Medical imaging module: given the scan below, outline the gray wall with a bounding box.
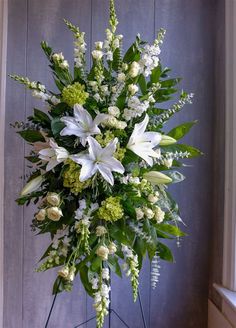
[4,0,220,327]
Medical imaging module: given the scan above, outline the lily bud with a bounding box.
[159,135,177,146]
[20,175,44,196]
[143,171,172,185]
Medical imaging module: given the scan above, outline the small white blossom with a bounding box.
[128,84,139,95]
[108,106,120,117]
[92,50,103,60]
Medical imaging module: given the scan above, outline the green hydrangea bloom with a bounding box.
[63,159,90,195]
[62,82,89,107]
[98,196,124,222]
[95,131,126,161]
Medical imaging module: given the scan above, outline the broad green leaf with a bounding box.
[151,65,162,83]
[51,118,64,137]
[156,224,186,237]
[168,121,197,140]
[160,78,181,88]
[79,265,94,297]
[108,256,122,277]
[33,108,51,124]
[18,130,44,142]
[157,242,174,262]
[138,74,147,94]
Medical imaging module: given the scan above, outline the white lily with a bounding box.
[60,104,108,146]
[71,136,124,185]
[127,114,162,166]
[38,139,69,171]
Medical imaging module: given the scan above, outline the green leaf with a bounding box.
[161,143,203,158]
[112,48,121,72]
[17,130,44,142]
[51,118,64,137]
[157,242,174,262]
[108,256,122,277]
[138,74,147,94]
[151,65,161,83]
[160,78,181,88]
[41,41,52,59]
[91,256,102,271]
[168,121,197,140]
[79,265,94,297]
[156,224,185,237]
[33,108,51,124]
[165,171,186,183]
[122,149,139,165]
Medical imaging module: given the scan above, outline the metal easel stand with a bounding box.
[44,285,148,328]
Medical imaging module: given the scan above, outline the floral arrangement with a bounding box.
[11,1,201,327]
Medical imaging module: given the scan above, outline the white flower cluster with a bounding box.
[74,31,87,68]
[123,96,149,121]
[104,28,123,62]
[103,106,127,129]
[74,200,98,232]
[135,204,165,223]
[35,192,63,222]
[58,265,76,282]
[139,43,161,77]
[151,253,161,289]
[129,221,153,245]
[92,269,111,328]
[52,52,69,69]
[122,245,139,300]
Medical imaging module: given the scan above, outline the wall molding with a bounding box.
[0,0,8,325]
[223,0,236,291]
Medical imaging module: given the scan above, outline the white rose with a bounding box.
[148,194,159,204]
[92,50,103,60]
[35,209,46,221]
[46,192,60,206]
[96,245,109,260]
[108,106,120,117]
[108,242,117,254]
[47,207,63,221]
[96,226,107,237]
[154,206,165,223]
[135,208,144,220]
[116,121,127,129]
[58,266,69,279]
[144,207,155,219]
[128,84,139,95]
[117,72,126,82]
[95,41,103,50]
[129,61,141,78]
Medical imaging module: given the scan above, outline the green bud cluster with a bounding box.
[62,82,88,107]
[98,196,124,222]
[63,159,91,195]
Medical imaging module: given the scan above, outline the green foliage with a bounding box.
[168,121,197,140]
[17,130,45,143]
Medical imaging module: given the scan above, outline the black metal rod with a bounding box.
[44,289,59,327]
[110,309,130,328]
[73,315,97,328]
[138,290,148,328]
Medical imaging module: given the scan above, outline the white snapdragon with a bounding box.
[95,41,103,50]
[102,268,110,280]
[92,50,104,61]
[52,52,69,69]
[74,31,87,68]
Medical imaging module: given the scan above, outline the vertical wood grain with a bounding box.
[21,1,91,327]
[150,1,215,327]
[4,0,27,326]
[5,0,218,327]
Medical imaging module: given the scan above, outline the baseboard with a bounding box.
[208,300,233,328]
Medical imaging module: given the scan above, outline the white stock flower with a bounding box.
[127,114,162,166]
[108,106,120,117]
[60,104,108,146]
[47,207,63,221]
[38,139,69,171]
[71,136,124,185]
